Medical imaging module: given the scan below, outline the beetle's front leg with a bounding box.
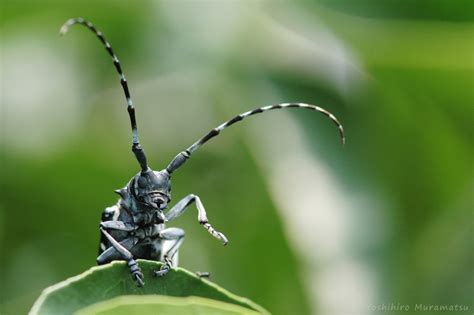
[165,194,228,245]
[99,227,144,287]
[100,221,138,231]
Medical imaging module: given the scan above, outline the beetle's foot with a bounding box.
[128,259,144,287]
[201,222,228,245]
[217,231,229,246]
[195,271,210,278]
[154,267,169,277]
[134,273,145,287]
[154,256,172,277]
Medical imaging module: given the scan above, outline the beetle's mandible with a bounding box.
[60,17,345,287]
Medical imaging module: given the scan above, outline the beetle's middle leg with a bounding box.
[98,227,144,286]
[154,227,184,277]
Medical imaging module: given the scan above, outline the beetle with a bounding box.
[60,17,345,287]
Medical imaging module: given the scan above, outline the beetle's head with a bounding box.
[126,169,171,213]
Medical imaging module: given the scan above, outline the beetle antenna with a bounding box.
[166,102,345,174]
[60,17,148,172]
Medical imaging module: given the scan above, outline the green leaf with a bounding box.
[76,295,262,315]
[29,260,269,315]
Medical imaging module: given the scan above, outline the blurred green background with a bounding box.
[1,1,473,314]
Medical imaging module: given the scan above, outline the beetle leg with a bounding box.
[100,221,138,231]
[195,271,210,278]
[165,194,228,245]
[99,227,144,287]
[154,227,184,277]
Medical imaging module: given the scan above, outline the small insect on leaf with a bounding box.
[59,17,344,288]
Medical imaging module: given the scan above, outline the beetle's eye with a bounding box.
[137,176,147,188]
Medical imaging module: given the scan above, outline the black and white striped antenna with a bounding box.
[166,102,345,174]
[60,17,149,172]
